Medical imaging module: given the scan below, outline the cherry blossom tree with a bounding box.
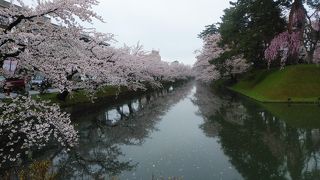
[224,55,251,78]
[0,96,77,168]
[94,43,192,91]
[264,0,316,67]
[193,34,250,83]
[0,0,106,169]
[109,45,165,90]
[264,31,302,66]
[0,0,121,96]
[0,0,193,92]
[193,34,223,83]
[165,61,192,82]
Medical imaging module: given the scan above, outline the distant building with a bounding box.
[151,50,160,56]
[171,61,180,64]
[148,50,161,61]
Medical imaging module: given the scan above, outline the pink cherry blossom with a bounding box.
[193,34,250,82]
[264,31,302,66]
[0,96,78,166]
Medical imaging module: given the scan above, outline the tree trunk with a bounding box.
[306,51,314,64]
[127,103,134,114]
[56,90,69,101]
[288,0,304,33]
[230,74,238,83]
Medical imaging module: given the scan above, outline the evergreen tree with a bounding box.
[217,0,286,68]
[198,24,219,39]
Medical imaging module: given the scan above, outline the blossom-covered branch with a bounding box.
[0,97,77,167]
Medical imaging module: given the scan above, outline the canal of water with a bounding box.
[9,82,320,179]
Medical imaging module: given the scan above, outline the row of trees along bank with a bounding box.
[0,0,193,170]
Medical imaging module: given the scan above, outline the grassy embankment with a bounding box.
[230,64,320,103]
[33,81,184,107]
[33,86,125,107]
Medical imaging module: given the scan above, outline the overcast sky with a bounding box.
[20,0,230,65]
[88,0,231,65]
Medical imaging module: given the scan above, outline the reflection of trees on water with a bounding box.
[192,83,248,137]
[51,82,194,179]
[193,83,320,180]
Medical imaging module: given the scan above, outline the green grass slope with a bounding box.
[231,64,320,103]
[33,86,123,107]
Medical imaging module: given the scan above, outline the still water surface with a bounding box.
[51,82,320,180]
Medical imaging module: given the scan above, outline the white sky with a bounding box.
[89,0,231,65]
[20,0,231,65]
